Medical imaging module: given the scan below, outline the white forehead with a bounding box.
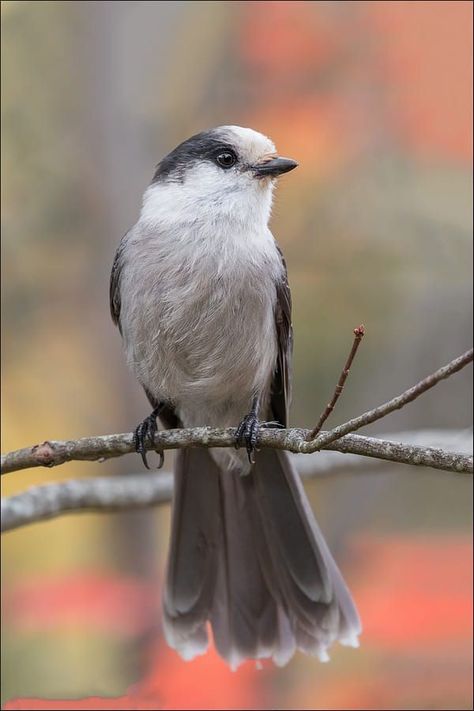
[219,125,276,162]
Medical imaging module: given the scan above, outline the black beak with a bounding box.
[252,156,298,178]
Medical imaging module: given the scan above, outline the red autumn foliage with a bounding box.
[355,535,473,649]
[240,0,472,166]
[2,572,158,636]
[3,534,472,710]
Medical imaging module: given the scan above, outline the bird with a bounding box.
[110,125,361,669]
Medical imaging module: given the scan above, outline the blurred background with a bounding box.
[1,1,472,709]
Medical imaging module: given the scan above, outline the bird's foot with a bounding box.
[235,410,261,464]
[133,409,164,470]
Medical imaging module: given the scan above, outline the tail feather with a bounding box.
[211,466,280,667]
[253,449,331,604]
[162,447,361,667]
[162,449,220,659]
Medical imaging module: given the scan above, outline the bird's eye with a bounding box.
[215,151,237,169]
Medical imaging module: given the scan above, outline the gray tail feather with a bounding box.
[162,448,361,668]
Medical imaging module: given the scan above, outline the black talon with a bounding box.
[133,420,149,469]
[133,408,164,470]
[235,408,260,465]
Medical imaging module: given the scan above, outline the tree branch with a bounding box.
[1,428,472,480]
[1,472,173,533]
[296,428,474,478]
[2,429,472,533]
[2,348,472,477]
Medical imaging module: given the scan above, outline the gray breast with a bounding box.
[118,221,282,426]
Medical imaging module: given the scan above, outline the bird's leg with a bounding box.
[133,406,164,470]
[235,397,261,465]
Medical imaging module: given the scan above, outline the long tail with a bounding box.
[163,448,361,668]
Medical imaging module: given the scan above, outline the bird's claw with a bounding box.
[133,412,164,470]
[235,411,260,464]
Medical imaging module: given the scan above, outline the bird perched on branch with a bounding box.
[110,125,361,668]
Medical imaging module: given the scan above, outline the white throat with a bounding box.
[140,167,274,235]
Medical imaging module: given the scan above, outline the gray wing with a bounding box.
[109,234,128,333]
[270,244,293,428]
[110,231,182,429]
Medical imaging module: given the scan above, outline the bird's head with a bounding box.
[141,126,298,228]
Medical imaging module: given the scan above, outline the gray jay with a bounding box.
[110,125,361,668]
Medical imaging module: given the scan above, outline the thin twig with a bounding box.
[309,347,473,451]
[309,325,365,439]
